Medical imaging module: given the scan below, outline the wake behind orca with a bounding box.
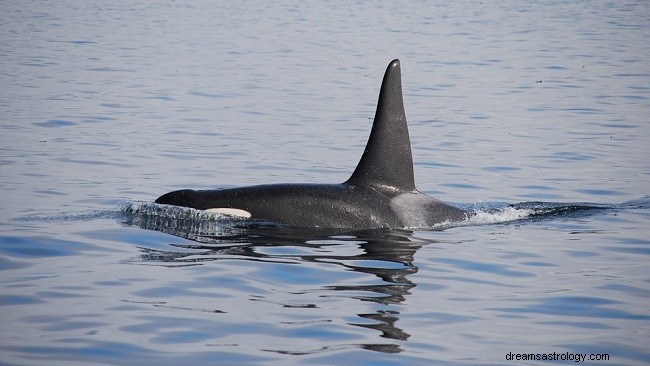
[156,60,468,229]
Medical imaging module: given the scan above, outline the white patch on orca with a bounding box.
[205,208,252,218]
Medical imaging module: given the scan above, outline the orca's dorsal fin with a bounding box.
[346,59,416,192]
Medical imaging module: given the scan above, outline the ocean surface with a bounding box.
[1,1,649,365]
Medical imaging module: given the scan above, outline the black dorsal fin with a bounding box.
[346,59,416,192]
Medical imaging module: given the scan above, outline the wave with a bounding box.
[119,200,275,241]
[17,196,649,239]
[450,196,649,228]
[458,201,607,227]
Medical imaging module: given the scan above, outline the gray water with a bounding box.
[1,1,649,365]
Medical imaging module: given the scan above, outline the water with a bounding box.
[1,1,649,365]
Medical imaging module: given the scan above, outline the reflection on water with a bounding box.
[118,197,650,357]
[126,205,425,352]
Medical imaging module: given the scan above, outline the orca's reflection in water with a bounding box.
[124,205,431,352]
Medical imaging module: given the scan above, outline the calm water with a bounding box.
[2,1,649,365]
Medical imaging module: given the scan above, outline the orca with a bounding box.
[156,59,468,229]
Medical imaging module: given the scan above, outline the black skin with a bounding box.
[155,182,467,229]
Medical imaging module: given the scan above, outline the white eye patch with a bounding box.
[205,208,252,218]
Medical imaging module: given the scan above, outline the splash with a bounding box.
[466,205,536,225]
[119,201,276,241]
[17,197,647,238]
[453,200,617,228]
